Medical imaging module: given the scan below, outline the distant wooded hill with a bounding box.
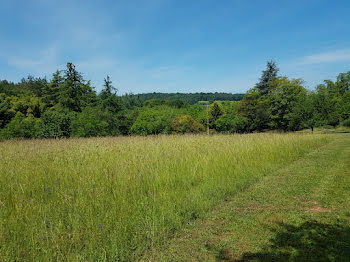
[123,92,245,104]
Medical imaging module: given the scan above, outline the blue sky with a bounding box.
[0,0,350,94]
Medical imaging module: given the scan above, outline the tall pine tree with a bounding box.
[43,70,64,106]
[255,61,279,96]
[99,75,123,113]
[58,63,95,112]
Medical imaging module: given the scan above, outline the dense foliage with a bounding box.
[238,61,350,132]
[122,92,245,104]
[0,61,349,139]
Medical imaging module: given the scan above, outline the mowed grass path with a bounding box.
[144,134,350,261]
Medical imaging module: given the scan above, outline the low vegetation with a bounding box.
[0,133,329,261]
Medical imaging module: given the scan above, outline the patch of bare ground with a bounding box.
[305,200,332,213]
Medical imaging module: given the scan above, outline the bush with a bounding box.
[341,118,350,127]
[322,125,335,129]
[171,115,205,134]
[215,115,248,133]
[130,106,177,135]
[0,112,42,138]
[70,108,108,137]
[40,111,71,138]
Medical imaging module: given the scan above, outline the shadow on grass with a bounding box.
[235,220,350,262]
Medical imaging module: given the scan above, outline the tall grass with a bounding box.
[0,133,330,261]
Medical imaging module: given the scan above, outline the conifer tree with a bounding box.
[58,63,95,112]
[255,61,279,95]
[208,101,224,128]
[43,70,63,106]
[99,75,123,113]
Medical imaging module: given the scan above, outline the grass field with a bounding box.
[0,133,334,261]
[144,134,350,261]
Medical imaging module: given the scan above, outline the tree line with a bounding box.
[0,61,349,139]
[126,92,244,104]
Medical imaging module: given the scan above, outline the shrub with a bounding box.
[130,106,177,135]
[341,118,350,127]
[171,115,205,134]
[70,108,108,137]
[215,115,249,133]
[40,111,71,138]
[0,112,42,138]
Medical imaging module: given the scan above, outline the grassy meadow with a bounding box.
[0,133,331,261]
[145,134,350,261]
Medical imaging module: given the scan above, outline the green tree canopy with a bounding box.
[268,77,307,131]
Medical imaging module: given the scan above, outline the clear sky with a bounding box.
[1,0,350,94]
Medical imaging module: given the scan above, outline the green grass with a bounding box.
[298,126,350,134]
[0,133,331,261]
[144,134,350,261]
